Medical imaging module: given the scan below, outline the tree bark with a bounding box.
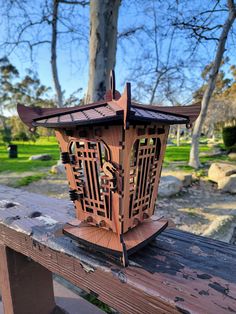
[51,0,63,108]
[86,0,121,103]
[189,0,236,168]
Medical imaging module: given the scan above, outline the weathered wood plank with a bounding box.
[0,185,236,314]
[0,245,56,314]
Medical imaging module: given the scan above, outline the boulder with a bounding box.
[208,162,236,183]
[218,174,236,194]
[174,172,192,187]
[51,160,66,174]
[161,171,192,187]
[158,175,182,197]
[228,152,236,161]
[29,154,52,161]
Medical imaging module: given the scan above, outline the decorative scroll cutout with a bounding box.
[102,161,117,191]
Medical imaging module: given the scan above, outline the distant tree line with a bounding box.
[0,57,54,143]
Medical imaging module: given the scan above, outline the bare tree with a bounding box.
[51,0,63,107]
[0,0,88,107]
[189,0,236,168]
[121,0,195,106]
[86,0,121,103]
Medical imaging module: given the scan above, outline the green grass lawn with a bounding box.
[164,144,229,169]
[0,137,229,174]
[0,137,60,173]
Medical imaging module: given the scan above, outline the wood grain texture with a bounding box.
[0,186,236,314]
[63,218,168,256]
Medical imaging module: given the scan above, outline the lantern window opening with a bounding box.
[97,210,105,217]
[68,138,112,222]
[127,134,164,222]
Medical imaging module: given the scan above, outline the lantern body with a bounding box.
[55,123,169,236]
[17,73,200,266]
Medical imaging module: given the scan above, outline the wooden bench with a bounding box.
[0,185,235,314]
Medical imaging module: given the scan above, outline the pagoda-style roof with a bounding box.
[17,74,201,130]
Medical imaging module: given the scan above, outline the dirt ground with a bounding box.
[157,179,236,242]
[9,170,234,244]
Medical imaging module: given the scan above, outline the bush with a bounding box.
[9,115,40,142]
[0,127,12,144]
[222,126,236,148]
[13,130,29,141]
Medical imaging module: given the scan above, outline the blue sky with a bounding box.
[0,0,235,106]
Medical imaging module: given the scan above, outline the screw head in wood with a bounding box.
[99,220,106,227]
[143,213,149,219]
[133,218,139,226]
[87,216,93,223]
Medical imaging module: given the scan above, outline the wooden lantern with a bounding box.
[18,72,200,266]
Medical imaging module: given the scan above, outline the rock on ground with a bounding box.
[228,152,236,161]
[208,162,236,183]
[29,154,52,161]
[218,174,236,194]
[158,175,183,197]
[162,171,192,187]
[51,160,66,174]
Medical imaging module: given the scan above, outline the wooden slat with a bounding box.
[58,114,73,123]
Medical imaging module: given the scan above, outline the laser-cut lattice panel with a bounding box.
[67,139,113,230]
[129,136,161,216]
[121,125,169,233]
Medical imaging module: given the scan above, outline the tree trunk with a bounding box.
[176,125,181,147]
[189,0,236,168]
[51,0,63,108]
[86,0,121,103]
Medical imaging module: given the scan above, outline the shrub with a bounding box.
[13,130,29,141]
[222,126,236,148]
[0,127,12,144]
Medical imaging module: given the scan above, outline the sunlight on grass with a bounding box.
[0,137,60,173]
[1,138,230,174]
[164,144,228,167]
[164,144,209,163]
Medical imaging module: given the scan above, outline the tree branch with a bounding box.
[118,26,144,39]
[59,0,89,6]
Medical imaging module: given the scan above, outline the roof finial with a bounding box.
[113,81,131,129]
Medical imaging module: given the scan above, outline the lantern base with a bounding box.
[63,218,168,266]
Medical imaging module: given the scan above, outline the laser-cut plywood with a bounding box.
[17,71,201,266]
